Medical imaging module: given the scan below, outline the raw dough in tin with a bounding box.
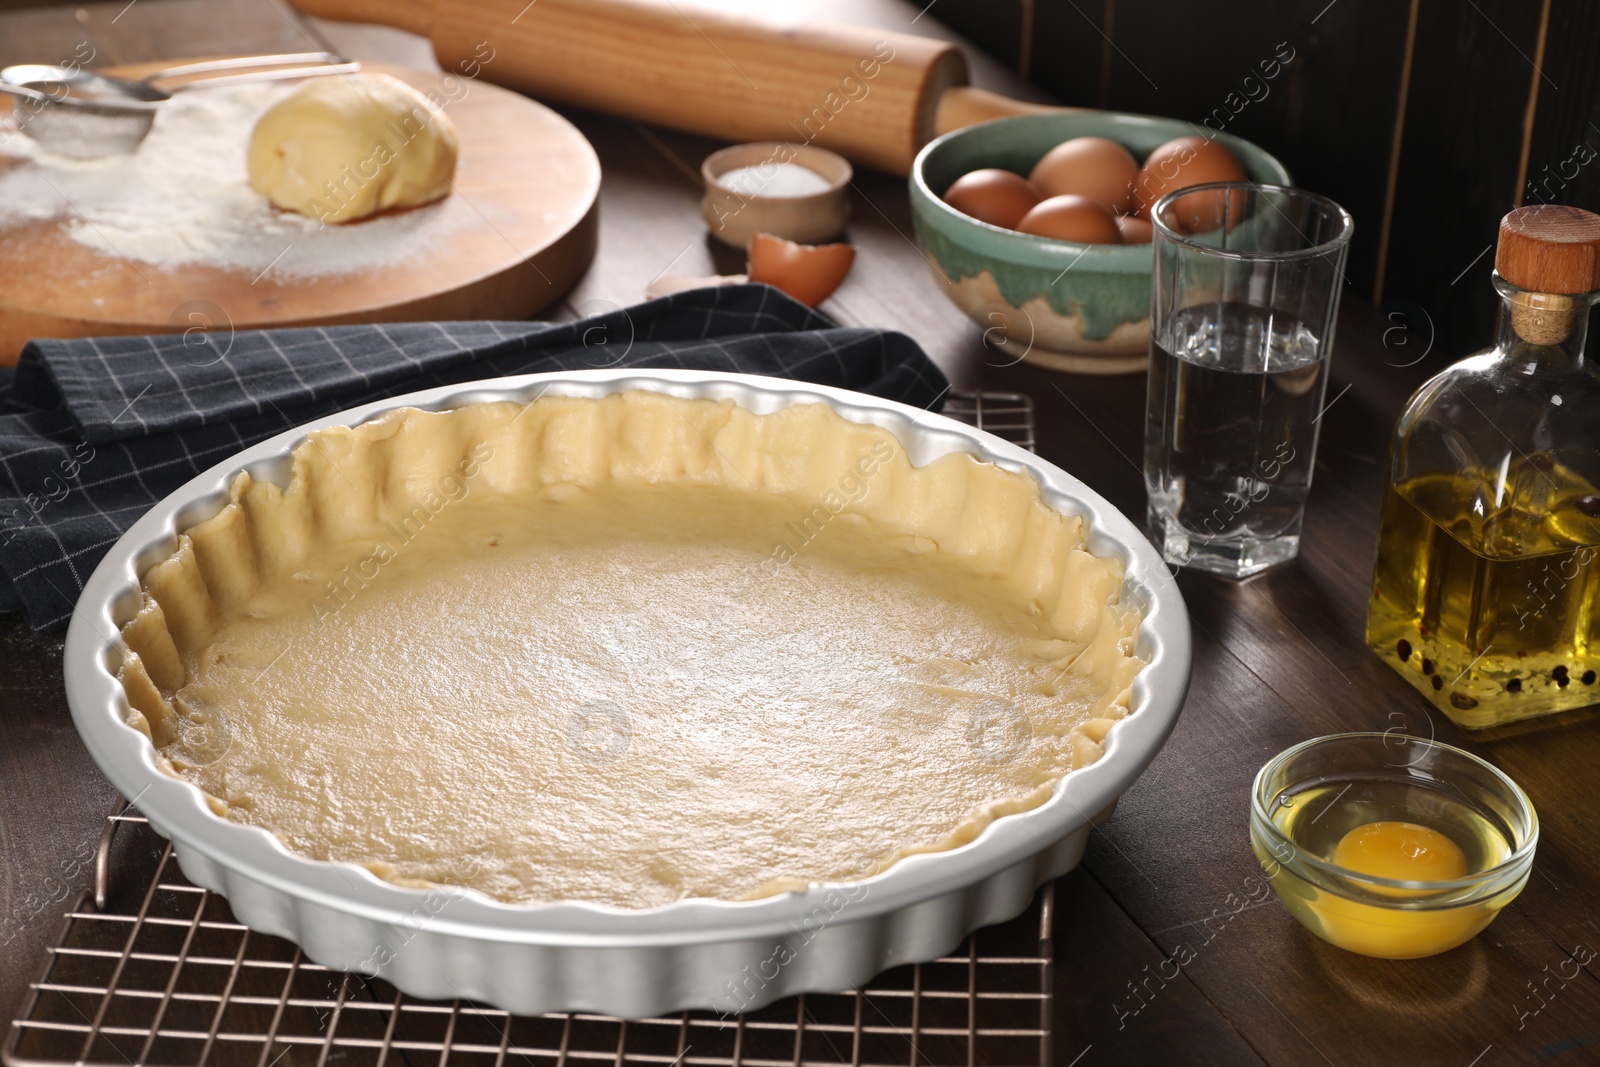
[118,394,1146,908]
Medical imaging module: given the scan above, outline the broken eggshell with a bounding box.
[746,233,856,308]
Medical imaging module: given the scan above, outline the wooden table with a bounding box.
[2,3,1597,1064]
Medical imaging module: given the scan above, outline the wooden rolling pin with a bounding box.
[287,0,1066,174]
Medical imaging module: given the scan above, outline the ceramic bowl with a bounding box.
[909,113,1291,374]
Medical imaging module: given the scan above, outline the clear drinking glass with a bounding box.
[1144,182,1354,578]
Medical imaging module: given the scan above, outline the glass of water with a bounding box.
[1144,182,1354,578]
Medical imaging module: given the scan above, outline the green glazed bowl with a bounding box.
[909,113,1291,374]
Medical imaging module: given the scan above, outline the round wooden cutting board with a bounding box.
[0,61,600,365]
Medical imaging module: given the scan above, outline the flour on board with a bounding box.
[0,83,464,277]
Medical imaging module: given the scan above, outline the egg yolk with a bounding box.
[1333,821,1469,883]
[1260,820,1501,959]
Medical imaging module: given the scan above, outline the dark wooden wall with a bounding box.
[939,0,1600,377]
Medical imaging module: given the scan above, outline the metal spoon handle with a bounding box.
[164,62,362,93]
[0,80,51,104]
[148,53,359,93]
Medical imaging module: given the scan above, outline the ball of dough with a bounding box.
[247,72,459,225]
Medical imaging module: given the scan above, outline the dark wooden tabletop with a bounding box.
[2,3,1598,1065]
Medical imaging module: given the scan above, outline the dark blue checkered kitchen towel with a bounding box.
[0,284,948,633]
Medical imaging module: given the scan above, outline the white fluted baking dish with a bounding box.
[64,369,1191,1018]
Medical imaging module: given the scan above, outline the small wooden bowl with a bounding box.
[701,142,851,249]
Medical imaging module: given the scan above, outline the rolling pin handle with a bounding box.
[284,0,433,38]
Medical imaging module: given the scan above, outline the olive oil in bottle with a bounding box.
[1367,471,1600,726]
[1366,206,1600,728]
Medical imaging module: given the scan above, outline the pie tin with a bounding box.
[64,369,1192,1017]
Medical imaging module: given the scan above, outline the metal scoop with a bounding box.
[0,53,359,160]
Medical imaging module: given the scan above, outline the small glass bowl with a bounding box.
[1250,732,1538,959]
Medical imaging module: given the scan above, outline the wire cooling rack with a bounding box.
[4,391,1049,1067]
[941,391,1034,454]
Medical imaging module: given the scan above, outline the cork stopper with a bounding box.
[1496,206,1600,343]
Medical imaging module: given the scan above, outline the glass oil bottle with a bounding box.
[1367,205,1600,728]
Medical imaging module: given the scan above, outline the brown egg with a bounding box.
[1014,195,1122,244]
[747,232,856,307]
[1133,136,1247,230]
[1028,136,1139,214]
[942,168,1043,229]
[1115,215,1154,244]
